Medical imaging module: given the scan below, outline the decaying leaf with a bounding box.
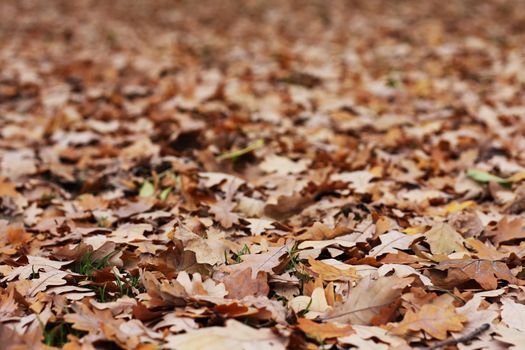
[325,276,412,324]
[428,259,522,290]
[259,155,310,176]
[306,256,358,281]
[369,231,419,257]
[424,222,465,255]
[485,217,525,246]
[296,318,353,340]
[165,319,287,350]
[500,298,525,332]
[223,268,270,299]
[392,304,467,340]
[222,245,290,278]
[3,2,525,349]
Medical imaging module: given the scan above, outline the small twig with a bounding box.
[421,323,490,350]
[424,286,466,305]
[317,302,392,321]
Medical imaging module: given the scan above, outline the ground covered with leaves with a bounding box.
[2,0,525,349]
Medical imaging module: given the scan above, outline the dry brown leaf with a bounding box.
[465,238,506,260]
[222,244,290,279]
[165,319,287,350]
[209,200,239,228]
[223,268,270,299]
[259,155,309,175]
[500,298,525,332]
[64,302,122,334]
[296,318,353,340]
[264,192,315,220]
[186,229,227,266]
[424,223,465,255]
[0,177,18,197]
[369,231,419,257]
[325,275,412,325]
[486,217,525,246]
[296,222,352,241]
[429,259,522,290]
[306,256,358,281]
[392,304,466,340]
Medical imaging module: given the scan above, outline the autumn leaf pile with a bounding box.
[2,1,525,349]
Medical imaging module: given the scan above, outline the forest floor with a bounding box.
[2,1,525,349]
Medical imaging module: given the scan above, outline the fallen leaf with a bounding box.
[465,238,506,260]
[306,256,358,281]
[424,223,465,255]
[164,319,287,350]
[494,326,525,350]
[296,222,352,241]
[186,229,228,266]
[209,200,239,228]
[485,217,525,246]
[0,177,18,197]
[259,155,309,175]
[223,268,270,299]
[428,259,522,290]
[392,304,466,340]
[330,171,376,193]
[453,294,497,338]
[369,231,419,257]
[296,318,353,340]
[500,298,525,332]
[324,275,412,325]
[222,245,289,279]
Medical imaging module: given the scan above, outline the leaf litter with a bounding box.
[1,0,525,349]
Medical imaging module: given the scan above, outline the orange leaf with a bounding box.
[297,318,353,340]
[307,256,358,281]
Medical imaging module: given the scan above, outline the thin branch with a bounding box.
[421,323,490,350]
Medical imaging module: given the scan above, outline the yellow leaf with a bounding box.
[402,227,423,235]
[445,201,475,213]
[507,171,525,183]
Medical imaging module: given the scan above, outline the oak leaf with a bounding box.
[453,294,498,338]
[429,259,522,290]
[325,275,412,325]
[222,244,290,279]
[424,223,465,255]
[330,170,376,193]
[501,298,525,332]
[306,256,358,281]
[369,231,419,257]
[2,256,72,282]
[486,217,525,246]
[223,268,270,299]
[165,319,287,350]
[296,222,352,241]
[392,304,466,340]
[259,155,309,175]
[494,326,525,350]
[64,302,122,334]
[209,199,239,228]
[186,229,227,266]
[296,318,353,340]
